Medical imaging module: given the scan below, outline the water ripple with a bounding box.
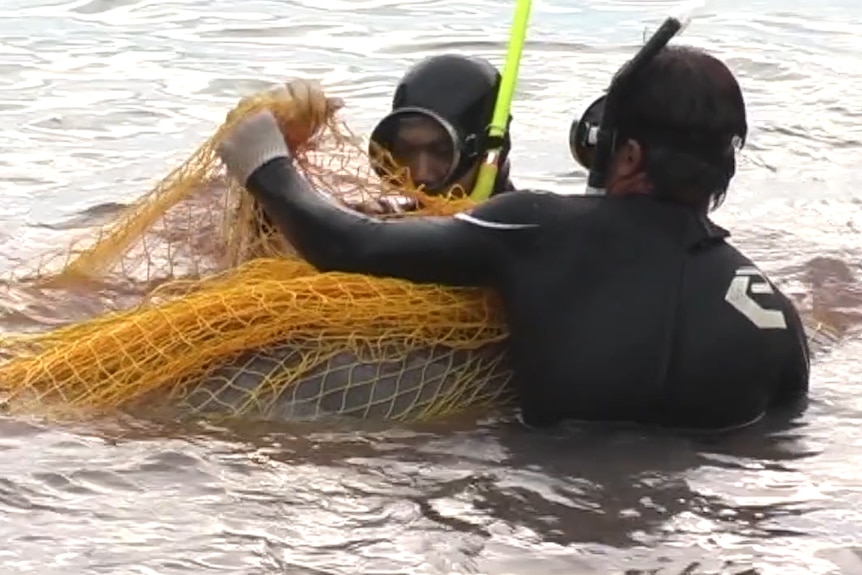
[0,0,859,573]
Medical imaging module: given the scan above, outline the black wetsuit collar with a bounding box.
[687,211,729,251]
[608,194,729,251]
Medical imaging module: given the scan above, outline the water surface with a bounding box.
[0,0,860,573]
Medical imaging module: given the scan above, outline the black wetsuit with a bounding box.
[246,157,810,431]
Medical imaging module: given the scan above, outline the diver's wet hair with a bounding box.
[616,45,748,211]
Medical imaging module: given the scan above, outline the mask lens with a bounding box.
[569,95,607,169]
[369,109,459,192]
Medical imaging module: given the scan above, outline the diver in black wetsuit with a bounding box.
[253,53,515,239]
[215,41,810,432]
[358,53,517,214]
[259,54,516,219]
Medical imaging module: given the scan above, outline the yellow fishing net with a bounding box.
[0,80,840,424]
[0,80,515,423]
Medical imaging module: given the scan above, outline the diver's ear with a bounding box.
[614,138,643,178]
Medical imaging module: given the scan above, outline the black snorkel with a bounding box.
[585,1,704,195]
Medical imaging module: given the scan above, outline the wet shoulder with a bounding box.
[465,188,570,227]
[684,226,802,337]
[527,193,712,242]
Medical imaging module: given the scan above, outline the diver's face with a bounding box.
[390,116,459,194]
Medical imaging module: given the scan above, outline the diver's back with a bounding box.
[661,228,810,429]
[494,193,809,430]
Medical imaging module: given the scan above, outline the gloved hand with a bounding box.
[216,109,290,186]
[224,79,344,159]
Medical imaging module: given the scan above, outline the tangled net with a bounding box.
[0,80,840,424]
[0,80,514,423]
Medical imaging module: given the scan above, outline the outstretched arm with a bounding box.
[246,157,540,287]
[218,109,543,288]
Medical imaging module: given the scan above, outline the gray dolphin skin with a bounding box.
[158,319,837,423]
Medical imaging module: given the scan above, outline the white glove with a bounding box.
[216,109,291,186]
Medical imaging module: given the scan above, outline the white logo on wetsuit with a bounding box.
[724,266,788,329]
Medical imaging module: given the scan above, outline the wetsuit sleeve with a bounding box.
[773,291,811,406]
[244,157,544,287]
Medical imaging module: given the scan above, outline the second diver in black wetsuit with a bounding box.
[216,43,810,433]
[255,53,516,225]
[361,52,517,212]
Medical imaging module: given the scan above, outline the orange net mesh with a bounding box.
[0,80,838,423]
[0,80,514,422]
